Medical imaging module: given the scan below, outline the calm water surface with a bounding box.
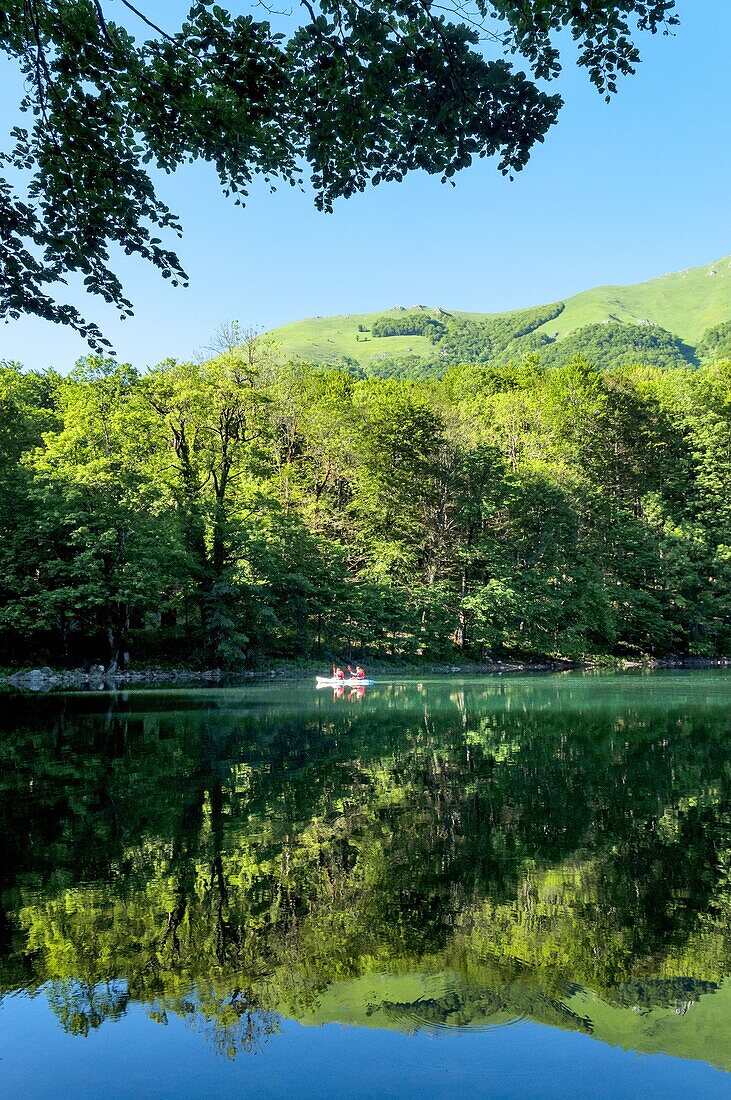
[1,671,730,1098]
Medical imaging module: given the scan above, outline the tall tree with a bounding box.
[19,358,185,668]
[0,362,60,662]
[141,329,273,665]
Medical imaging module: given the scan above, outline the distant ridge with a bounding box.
[267,254,731,367]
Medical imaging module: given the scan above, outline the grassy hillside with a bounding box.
[268,254,731,366]
[538,255,731,344]
[268,307,481,364]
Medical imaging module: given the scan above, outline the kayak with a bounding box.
[316,676,373,687]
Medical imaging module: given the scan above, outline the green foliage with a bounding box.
[0,363,62,661]
[371,312,446,338]
[535,321,697,371]
[429,302,565,363]
[1,344,730,668]
[363,355,444,380]
[7,358,188,668]
[2,2,677,340]
[697,320,731,361]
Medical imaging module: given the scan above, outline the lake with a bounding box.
[1,672,730,1098]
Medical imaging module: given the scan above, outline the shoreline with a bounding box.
[1,655,730,691]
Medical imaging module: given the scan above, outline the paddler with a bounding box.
[347,664,366,679]
[332,664,346,680]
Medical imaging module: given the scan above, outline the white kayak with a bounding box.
[316,676,373,687]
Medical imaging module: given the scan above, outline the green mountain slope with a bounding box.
[268,254,731,366]
[538,255,731,344]
[268,307,477,364]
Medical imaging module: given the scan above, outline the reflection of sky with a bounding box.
[0,1,729,372]
[1,994,730,1098]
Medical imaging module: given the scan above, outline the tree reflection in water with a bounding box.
[0,676,729,1062]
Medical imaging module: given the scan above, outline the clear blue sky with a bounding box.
[2,0,730,371]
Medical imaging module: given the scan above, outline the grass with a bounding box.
[269,308,476,365]
[268,254,731,365]
[539,254,731,345]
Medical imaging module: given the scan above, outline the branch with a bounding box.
[117,0,211,65]
[432,0,506,45]
[118,0,180,46]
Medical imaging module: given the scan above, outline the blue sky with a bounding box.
[2,0,730,371]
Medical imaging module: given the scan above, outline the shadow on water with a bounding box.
[0,673,730,1067]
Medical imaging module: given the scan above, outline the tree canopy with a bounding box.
[2,343,729,670]
[1,0,677,344]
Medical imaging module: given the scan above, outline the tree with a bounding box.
[697,321,731,361]
[140,329,275,666]
[21,358,186,668]
[0,362,60,663]
[1,0,677,343]
[3,352,728,668]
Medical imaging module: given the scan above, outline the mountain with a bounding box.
[538,255,731,344]
[267,254,731,369]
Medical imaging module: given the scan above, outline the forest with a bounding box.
[1,336,730,669]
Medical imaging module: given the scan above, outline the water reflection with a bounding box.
[0,674,730,1068]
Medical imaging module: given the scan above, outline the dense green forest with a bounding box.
[370,313,446,339]
[531,321,698,372]
[426,302,565,364]
[698,320,731,362]
[1,337,730,669]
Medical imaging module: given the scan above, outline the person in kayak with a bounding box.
[347,664,366,679]
[332,665,346,680]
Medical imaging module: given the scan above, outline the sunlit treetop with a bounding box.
[0,0,678,347]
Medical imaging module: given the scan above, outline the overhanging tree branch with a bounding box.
[0,0,678,346]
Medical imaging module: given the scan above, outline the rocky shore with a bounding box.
[0,666,236,690]
[1,655,729,691]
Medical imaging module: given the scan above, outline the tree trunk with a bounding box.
[107,604,130,672]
